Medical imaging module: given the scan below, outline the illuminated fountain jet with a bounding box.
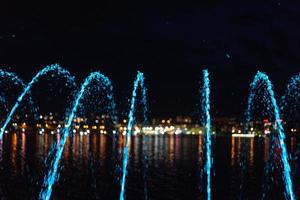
[39,71,117,200]
[199,69,212,200]
[243,71,295,200]
[119,71,147,200]
[0,64,75,139]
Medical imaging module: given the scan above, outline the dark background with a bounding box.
[0,0,300,118]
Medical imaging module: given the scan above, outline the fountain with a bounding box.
[280,73,300,186]
[39,71,117,200]
[0,69,35,117]
[244,71,295,200]
[0,65,147,200]
[0,65,298,200]
[199,69,212,200]
[119,71,147,200]
[0,64,75,139]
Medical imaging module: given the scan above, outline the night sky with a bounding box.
[0,1,300,118]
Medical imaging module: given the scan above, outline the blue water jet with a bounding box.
[141,85,148,200]
[280,73,300,126]
[119,71,147,200]
[0,64,75,139]
[280,73,300,183]
[280,73,300,111]
[0,70,25,90]
[199,69,212,200]
[39,71,117,200]
[244,71,295,200]
[0,69,36,115]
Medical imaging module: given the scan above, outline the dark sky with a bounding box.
[0,1,300,118]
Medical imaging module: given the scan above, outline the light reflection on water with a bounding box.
[0,132,298,199]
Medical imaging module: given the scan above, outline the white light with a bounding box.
[232,133,255,138]
[291,128,297,132]
[175,128,182,135]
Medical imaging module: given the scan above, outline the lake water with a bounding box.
[0,133,298,200]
